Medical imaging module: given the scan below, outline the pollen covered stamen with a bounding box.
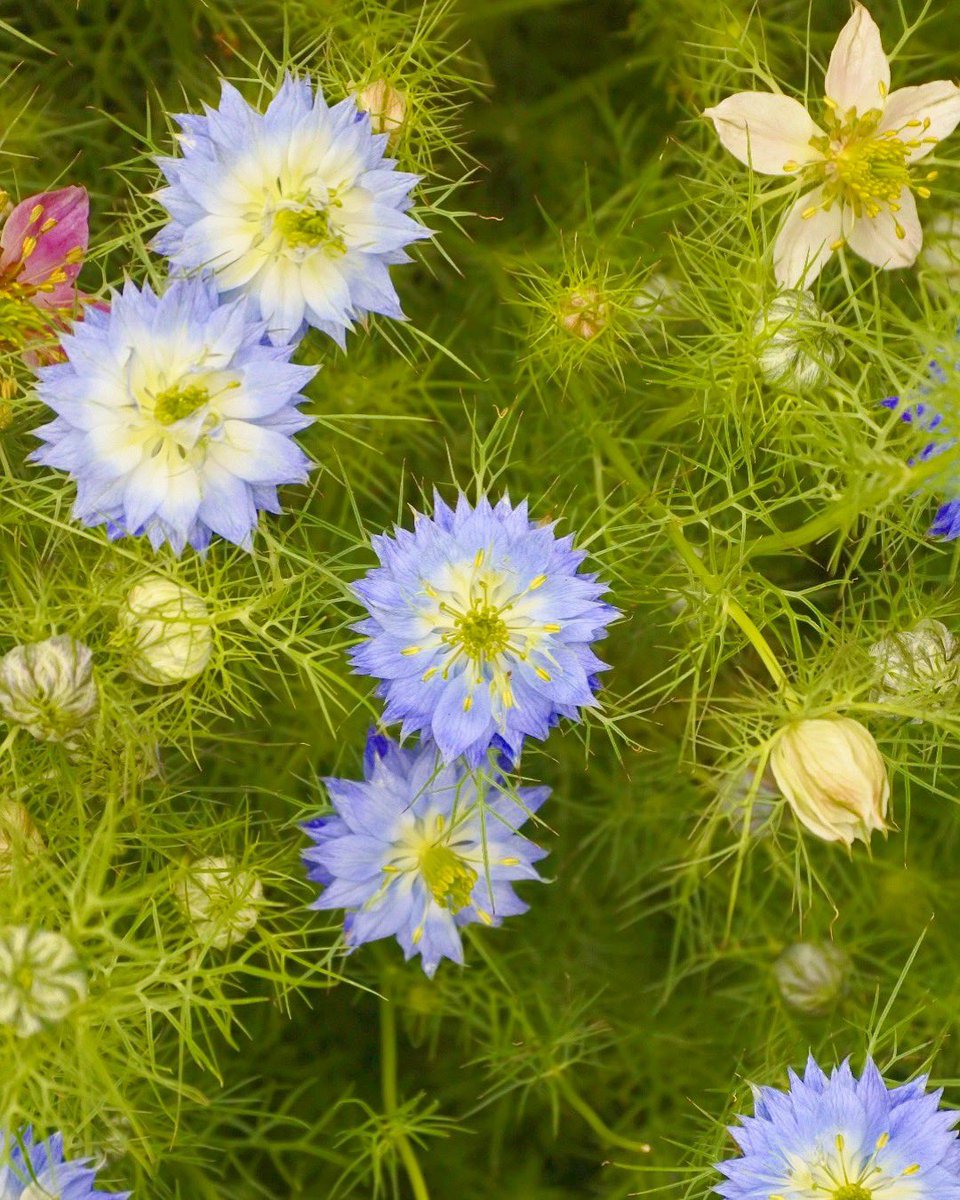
[449,603,510,662]
[419,844,477,912]
[274,204,346,254]
[832,1186,871,1200]
[153,383,211,426]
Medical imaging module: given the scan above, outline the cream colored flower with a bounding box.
[869,618,959,697]
[0,635,98,744]
[355,79,408,137]
[770,717,890,845]
[0,926,87,1038]
[175,855,263,950]
[774,942,851,1015]
[705,4,960,286]
[121,575,213,686]
[753,289,841,389]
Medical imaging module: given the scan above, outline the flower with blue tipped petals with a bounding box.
[716,1055,960,1200]
[349,492,617,766]
[153,75,431,348]
[302,733,549,978]
[33,274,316,554]
[0,1127,129,1199]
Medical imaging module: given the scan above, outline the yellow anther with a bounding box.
[28,204,43,222]
[463,695,473,712]
[39,217,57,233]
[20,236,37,259]
[534,667,551,682]
[801,206,819,220]
[422,667,438,682]
[500,856,520,866]
[875,1132,889,1150]
[473,549,484,568]
[543,623,561,633]
[401,645,421,656]
[782,159,799,172]
[529,574,547,590]
[412,924,424,944]
[835,1133,845,1152]
[903,1164,920,1176]
[476,909,493,926]
[830,238,845,251]
[64,246,84,264]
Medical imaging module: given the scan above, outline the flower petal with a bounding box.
[773,187,845,287]
[845,189,922,270]
[824,3,890,117]
[703,92,824,175]
[880,81,960,161]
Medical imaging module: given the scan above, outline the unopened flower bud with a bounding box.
[355,78,407,136]
[0,926,86,1037]
[717,764,780,837]
[0,635,97,744]
[753,290,840,390]
[559,288,607,340]
[921,211,960,283]
[0,800,43,879]
[774,942,850,1015]
[770,717,889,846]
[121,576,213,686]
[175,855,263,950]
[632,271,678,327]
[869,619,959,698]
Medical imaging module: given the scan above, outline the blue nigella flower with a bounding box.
[153,75,431,348]
[882,385,960,538]
[716,1055,960,1200]
[0,1128,129,1199]
[349,492,618,766]
[302,732,549,978]
[33,274,316,554]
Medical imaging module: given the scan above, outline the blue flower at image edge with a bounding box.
[716,1056,960,1199]
[0,1128,129,1199]
[302,733,549,978]
[154,75,431,348]
[33,275,316,554]
[349,492,618,766]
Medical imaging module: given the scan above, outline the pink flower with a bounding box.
[704,4,960,287]
[0,185,89,310]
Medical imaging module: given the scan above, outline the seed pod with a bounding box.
[559,288,607,340]
[121,576,213,686]
[0,635,97,744]
[774,942,850,1015]
[175,855,263,950]
[869,619,959,698]
[753,289,841,390]
[770,717,889,846]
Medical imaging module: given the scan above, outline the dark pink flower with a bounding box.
[0,186,89,310]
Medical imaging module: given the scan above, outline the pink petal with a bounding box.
[773,187,846,287]
[845,189,922,270]
[703,92,824,175]
[880,81,960,162]
[0,185,89,290]
[824,4,890,118]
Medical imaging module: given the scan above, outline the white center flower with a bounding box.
[0,926,87,1039]
[175,855,263,950]
[779,1130,924,1200]
[705,4,960,286]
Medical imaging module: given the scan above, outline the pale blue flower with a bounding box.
[33,275,316,554]
[154,76,431,347]
[349,492,617,766]
[302,733,549,978]
[716,1055,960,1199]
[0,1128,128,1199]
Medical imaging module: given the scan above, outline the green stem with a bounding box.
[580,404,793,697]
[555,1075,651,1155]
[380,993,431,1200]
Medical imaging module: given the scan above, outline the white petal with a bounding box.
[880,81,960,161]
[825,4,890,117]
[703,91,824,175]
[773,187,845,287]
[846,188,922,269]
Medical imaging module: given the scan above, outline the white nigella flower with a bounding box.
[0,927,87,1038]
[175,855,264,950]
[121,575,213,686]
[0,636,98,744]
[705,3,960,286]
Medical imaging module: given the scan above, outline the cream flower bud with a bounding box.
[559,288,607,340]
[770,717,890,846]
[0,800,44,879]
[632,272,678,327]
[121,576,213,686]
[0,635,97,744]
[355,79,407,136]
[869,619,959,698]
[773,942,850,1015]
[175,855,263,950]
[0,926,87,1038]
[753,290,841,390]
[921,211,960,283]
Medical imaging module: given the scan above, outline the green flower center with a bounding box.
[420,844,477,912]
[13,965,33,991]
[154,383,210,426]
[449,603,509,663]
[830,130,912,214]
[833,1186,871,1200]
[274,205,346,254]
